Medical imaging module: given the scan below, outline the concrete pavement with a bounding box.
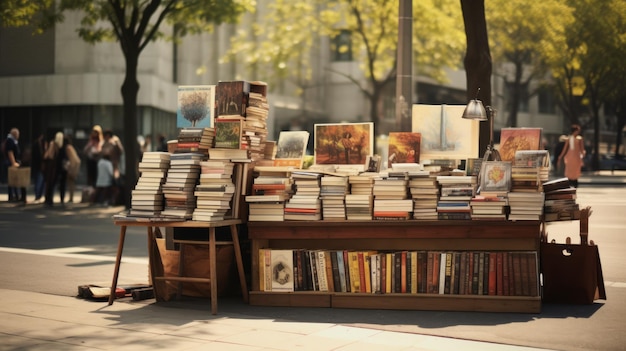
[0,288,555,351]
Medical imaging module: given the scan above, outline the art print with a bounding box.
[314,122,373,166]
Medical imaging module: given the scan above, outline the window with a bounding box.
[538,87,556,114]
[332,30,352,62]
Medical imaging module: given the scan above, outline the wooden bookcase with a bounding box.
[248,220,542,313]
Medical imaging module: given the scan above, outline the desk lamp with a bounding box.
[462,89,501,162]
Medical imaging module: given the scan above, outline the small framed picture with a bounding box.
[480,161,512,192]
[365,154,382,172]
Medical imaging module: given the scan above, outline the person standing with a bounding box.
[4,128,26,202]
[83,125,103,188]
[92,153,114,206]
[31,133,47,203]
[64,136,81,203]
[558,124,586,188]
[43,132,67,206]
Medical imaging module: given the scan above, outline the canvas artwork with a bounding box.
[314,122,374,166]
[214,118,243,149]
[388,132,421,164]
[480,161,512,192]
[177,85,216,128]
[216,80,250,117]
[498,127,543,162]
[273,131,310,168]
[412,104,479,162]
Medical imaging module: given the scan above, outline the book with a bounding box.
[215,118,243,149]
[177,85,216,128]
[274,130,310,169]
[216,80,250,118]
[388,132,422,164]
[270,250,294,292]
[498,127,543,162]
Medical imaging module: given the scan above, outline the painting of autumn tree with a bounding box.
[388,132,422,164]
[314,123,373,165]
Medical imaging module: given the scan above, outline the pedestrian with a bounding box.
[43,132,67,206]
[31,133,47,203]
[101,129,124,178]
[92,153,114,206]
[156,133,168,152]
[64,136,81,203]
[83,125,103,188]
[557,124,586,188]
[3,128,26,203]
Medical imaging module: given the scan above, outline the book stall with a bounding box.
[110,80,605,314]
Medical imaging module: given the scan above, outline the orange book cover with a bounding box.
[357,252,367,293]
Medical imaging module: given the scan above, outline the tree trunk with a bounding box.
[121,49,141,209]
[461,0,492,157]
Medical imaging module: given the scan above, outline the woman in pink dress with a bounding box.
[557,124,585,188]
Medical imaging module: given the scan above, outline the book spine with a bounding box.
[444,252,452,294]
[488,252,497,295]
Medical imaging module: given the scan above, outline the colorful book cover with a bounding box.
[314,122,373,166]
[216,80,250,117]
[214,119,243,149]
[177,85,216,128]
[388,132,422,164]
[480,161,512,192]
[498,127,543,162]
[274,130,310,168]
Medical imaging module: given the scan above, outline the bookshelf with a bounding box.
[248,220,542,313]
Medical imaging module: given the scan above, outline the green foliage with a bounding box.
[0,0,59,33]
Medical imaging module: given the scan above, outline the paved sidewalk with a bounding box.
[0,288,554,351]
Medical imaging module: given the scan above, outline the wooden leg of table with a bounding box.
[230,224,249,303]
[108,225,127,305]
[147,226,159,300]
[209,227,218,315]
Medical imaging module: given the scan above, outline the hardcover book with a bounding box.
[498,127,543,162]
[216,80,250,118]
[388,132,422,164]
[479,161,512,193]
[215,118,243,149]
[177,85,216,128]
[274,130,310,168]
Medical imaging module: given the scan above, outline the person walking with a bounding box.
[558,124,586,188]
[83,125,103,188]
[64,136,81,203]
[3,128,26,203]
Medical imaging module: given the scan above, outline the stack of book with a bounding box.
[192,159,236,221]
[514,150,550,182]
[176,127,214,153]
[408,173,439,220]
[160,153,205,219]
[470,194,508,220]
[436,175,476,220]
[320,175,349,220]
[130,151,170,217]
[542,177,579,221]
[245,166,293,221]
[284,171,322,221]
[510,165,543,193]
[345,173,375,220]
[371,172,411,220]
[507,192,545,221]
[244,81,270,161]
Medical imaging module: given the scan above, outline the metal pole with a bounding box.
[396,0,413,132]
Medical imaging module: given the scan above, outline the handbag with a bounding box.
[540,241,606,304]
[540,207,606,304]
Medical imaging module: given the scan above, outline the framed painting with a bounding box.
[480,161,512,192]
[177,85,216,129]
[412,104,479,162]
[314,122,374,166]
[498,127,543,162]
[388,132,421,164]
[273,130,310,168]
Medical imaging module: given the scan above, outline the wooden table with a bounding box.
[110,218,249,314]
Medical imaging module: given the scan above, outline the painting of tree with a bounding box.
[388,132,422,164]
[177,85,216,128]
[314,123,373,165]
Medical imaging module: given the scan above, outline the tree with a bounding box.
[3,0,252,206]
[486,0,573,128]
[225,0,465,137]
[550,0,626,170]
